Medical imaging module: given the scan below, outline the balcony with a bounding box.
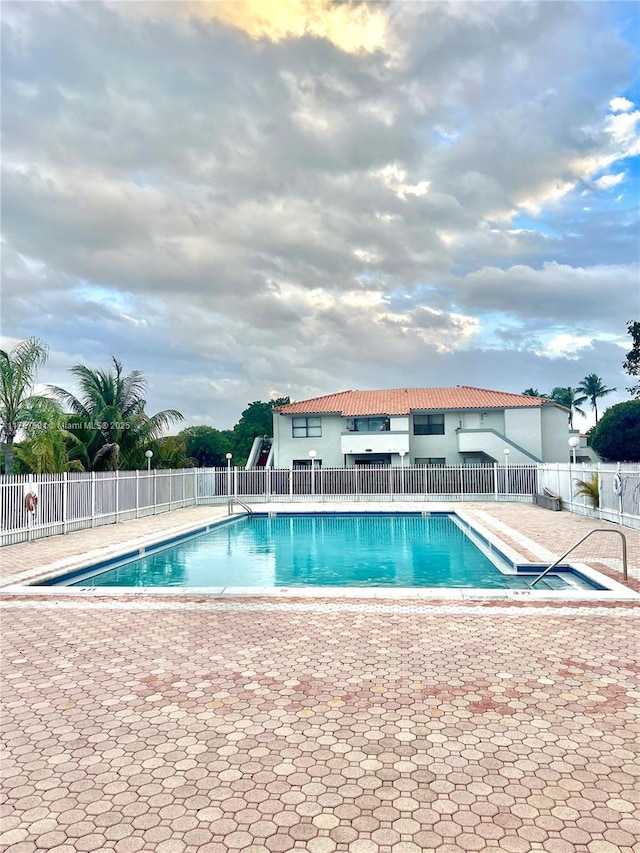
[341,431,410,456]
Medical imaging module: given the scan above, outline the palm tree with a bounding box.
[49,357,184,470]
[576,373,616,422]
[522,388,550,398]
[15,425,87,474]
[574,474,599,508]
[12,396,87,473]
[549,386,587,429]
[0,337,49,474]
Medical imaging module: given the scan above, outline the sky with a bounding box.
[2,0,639,431]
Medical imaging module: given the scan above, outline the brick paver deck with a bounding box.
[1,503,639,852]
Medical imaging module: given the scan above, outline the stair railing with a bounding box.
[530,529,628,587]
[228,498,253,516]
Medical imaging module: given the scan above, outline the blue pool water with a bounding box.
[55,513,580,590]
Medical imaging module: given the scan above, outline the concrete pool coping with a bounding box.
[2,501,637,602]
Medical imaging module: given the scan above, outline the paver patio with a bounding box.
[1,503,639,852]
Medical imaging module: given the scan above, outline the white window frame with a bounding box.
[292,417,322,438]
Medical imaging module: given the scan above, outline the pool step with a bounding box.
[534,577,565,590]
[510,575,566,591]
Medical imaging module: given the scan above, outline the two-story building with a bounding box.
[271,386,571,468]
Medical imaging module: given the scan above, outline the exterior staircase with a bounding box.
[245,437,273,469]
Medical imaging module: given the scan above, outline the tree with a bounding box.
[623,321,640,398]
[154,435,197,469]
[232,397,290,464]
[15,427,86,474]
[179,426,233,467]
[50,357,184,470]
[0,337,49,474]
[549,387,587,429]
[522,388,543,397]
[590,400,640,462]
[13,398,87,473]
[576,373,615,422]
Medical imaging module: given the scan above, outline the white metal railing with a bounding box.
[2,462,638,546]
[1,469,198,546]
[1,464,537,546]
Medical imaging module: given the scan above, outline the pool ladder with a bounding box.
[529,528,628,587]
[228,498,254,517]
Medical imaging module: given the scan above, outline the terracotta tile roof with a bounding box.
[274,387,561,416]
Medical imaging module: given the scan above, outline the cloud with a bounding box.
[604,108,640,152]
[1,0,637,430]
[122,0,391,55]
[375,163,431,200]
[533,333,594,361]
[455,262,637,331]
[610,96,634,113]
[594,172,626,190]
[204,0,389,55]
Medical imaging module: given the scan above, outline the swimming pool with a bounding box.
[41,513,601,591]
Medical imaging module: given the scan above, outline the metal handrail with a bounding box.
[530,528,628,587]
[228,498,253,516]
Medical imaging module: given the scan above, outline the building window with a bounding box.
[292,417,322,438]
[413,414,445,435]
[293,459,322,469]
[346,417,390,432]
[415,457,446,466]
[354,454,392,466]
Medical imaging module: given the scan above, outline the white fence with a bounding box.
[538,463,640,531]
[1,464,538,546]
[2,462,638,546]
[1,470,198,546]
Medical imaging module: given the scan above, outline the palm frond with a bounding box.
[46,356,184,471]
[574,475,599,508]
[148,409,185,432]
[47,384,91,419]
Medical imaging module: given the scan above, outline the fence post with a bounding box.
[194,468,198,506]
[153,469,157,515]
[169,470,172,511]
[91,472,96,527]
[63,472,68,534]
[136,470,140,519]
[27,475,34,542]
[493,463,498,499]
[115,471,119,522]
